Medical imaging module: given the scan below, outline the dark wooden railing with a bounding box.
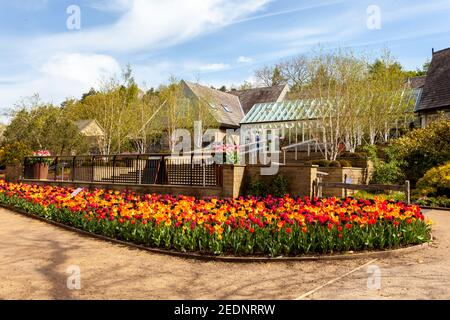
[313,177,411,204]
[23,153,223,187]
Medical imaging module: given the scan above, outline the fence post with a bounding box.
[135,155,139,185]
[405,180,411,204]
[54,157,58,181]
[312,179,316,198]
[112,155,116,184]
[318,177,323,198]
[190,153,194,186]
[91,156,95,183]
[344,173,348,198]
[23,157,27,180]
[72,156,76,182]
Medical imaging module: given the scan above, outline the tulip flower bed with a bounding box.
[0,181,431,257]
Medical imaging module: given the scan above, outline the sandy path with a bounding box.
[0,208,448,300]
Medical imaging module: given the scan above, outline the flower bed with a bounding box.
[0,181,432,257]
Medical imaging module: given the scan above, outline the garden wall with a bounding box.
[5,165,23,183]
[17,164,369,199]
[20,180,224,198]
[245,164,318,198]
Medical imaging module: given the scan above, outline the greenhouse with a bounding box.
[239,100,329,158]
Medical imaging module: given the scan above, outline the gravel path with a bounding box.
[0,208,448,300]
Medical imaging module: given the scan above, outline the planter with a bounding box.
[33,163,49,180]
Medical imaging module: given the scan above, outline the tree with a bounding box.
[254,65,286,87]
[3,100,87,155]
[271,66,285,86]
[238,81,253,90]
[0,141,33,166]
[403,60,430,78]
[252,48,414,160]
[64,66,140,154]
[389,116,450,185]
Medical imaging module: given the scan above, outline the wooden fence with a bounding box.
[313,178,411,204]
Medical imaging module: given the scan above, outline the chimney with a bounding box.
[432,48,435,55]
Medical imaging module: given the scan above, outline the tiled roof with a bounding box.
[229,84,289,114]
[74,119,105,137]
[182,80,244,128]
[409,76,426,89]
[416,47,450,112]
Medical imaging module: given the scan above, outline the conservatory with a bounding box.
[239,99,330,161]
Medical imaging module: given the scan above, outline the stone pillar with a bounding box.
[222,164,246,198]
[5,165,23,183]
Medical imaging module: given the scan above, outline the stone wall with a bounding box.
[5,165,23,183]
[244,164,318,197]
[21,180,224,198]
[19,163,368,199]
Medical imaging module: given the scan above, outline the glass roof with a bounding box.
[241,100,322,124]
[241,92,417,125]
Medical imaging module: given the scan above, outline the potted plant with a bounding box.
[30,150,52,180]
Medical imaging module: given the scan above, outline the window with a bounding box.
[222,104,232,113]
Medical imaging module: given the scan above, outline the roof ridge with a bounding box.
[433,46,450,55]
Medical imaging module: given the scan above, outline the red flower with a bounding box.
[286,227,292,234]
[250,227,255,234]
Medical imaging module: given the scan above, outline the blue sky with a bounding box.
[1,0,450,122]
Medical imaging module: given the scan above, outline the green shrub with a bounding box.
[341,151,368,159]
[339,160,352,167]
[246,175,290,197]
[246,180,268,197]
[329,161,341,168]
[271,175,290,197]
[312,159,331,167]
[371,160,404,185]
[353,191,406,202]
[0,142,33,166]
[389,117,450,185]
[415,196,450,208]
[416,162,450,197]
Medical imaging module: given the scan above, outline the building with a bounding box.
[74,119,105,154]
[180,81,289,147]
[415,47,450,127]
[229,84,289,114]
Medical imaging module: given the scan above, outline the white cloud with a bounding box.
[85,0,133,12]
[35,0,271,53]
[0,53,121,115]
[237,56,253,63]
[0,0,270,113]
[40,53,121,84]
[198,63,230,72]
